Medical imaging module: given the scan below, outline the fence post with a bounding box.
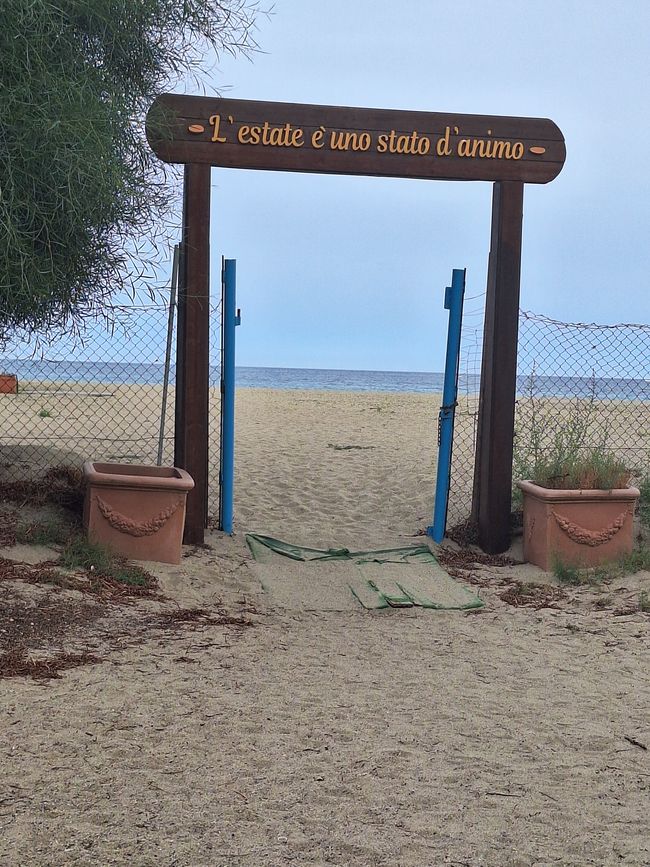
[219,258,240,534]
[472,181,524,554]
[175,163,211,545]
[428,268,466,543]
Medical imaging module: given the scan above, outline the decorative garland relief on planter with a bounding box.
[551,506,631,547]
[95,495,183,538]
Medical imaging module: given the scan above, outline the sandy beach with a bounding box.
[1,387,649,866]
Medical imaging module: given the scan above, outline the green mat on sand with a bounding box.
[246,534,484,611]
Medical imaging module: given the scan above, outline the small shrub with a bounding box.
[526,447,630,491]
[108,563,151,587]
[37,408,52,418]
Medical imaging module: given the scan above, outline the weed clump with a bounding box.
[553,559,584,585]
[553,546,650,585]
[60,536,155,590]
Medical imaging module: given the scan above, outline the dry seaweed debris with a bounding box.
[437,547,516,569]
[0,466,85,513]
[155,607,256,629]
[446,513,523,547]
[499,581,567,609]
[437,546,521,591]
[445,519,480,547]
[0,646,103,681]
[0,556,160,602]
[0,584,257,682]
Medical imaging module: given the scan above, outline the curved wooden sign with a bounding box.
[147,94,565,184]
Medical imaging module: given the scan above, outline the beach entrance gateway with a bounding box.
[146,96,566,551]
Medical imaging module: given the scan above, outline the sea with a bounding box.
[2,360,649,400]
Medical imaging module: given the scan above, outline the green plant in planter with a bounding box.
[513,369,631,491]
[526,446,630,491]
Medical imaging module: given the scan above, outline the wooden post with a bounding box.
[175,163,211,544]
[472,181,524,554]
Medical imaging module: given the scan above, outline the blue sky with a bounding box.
[182,0,649,372]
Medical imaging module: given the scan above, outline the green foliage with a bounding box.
[107,562,151,587]
[553,546,650,585]
[524,447,630,491]
[60,533,151,586]
[37,408,52,418]
[616,546,650,575]
[513,371,630,490]
[60,535,114,572]
[1,0,262,339]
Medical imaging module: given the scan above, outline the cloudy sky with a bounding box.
[191,0,649,372]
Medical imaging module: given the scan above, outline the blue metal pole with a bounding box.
[220,258,240,534]
[428,268,466,543]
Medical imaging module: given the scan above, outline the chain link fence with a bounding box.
[0,291,223,519]
[448,305,650,529]
[447,293,484,528]
[1,284,647,536]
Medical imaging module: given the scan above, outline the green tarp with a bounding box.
[246,533,484,611]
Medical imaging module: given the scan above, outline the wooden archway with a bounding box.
[146,96,566,551]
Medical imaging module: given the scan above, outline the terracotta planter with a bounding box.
[518,480,640,571]
[0,374,18,394]
[83,462,194,565]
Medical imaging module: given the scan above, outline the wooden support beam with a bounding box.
[175,163,211,544]
[472,181,524,554]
